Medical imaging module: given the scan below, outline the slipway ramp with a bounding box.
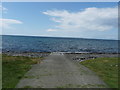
[16,52,107,88]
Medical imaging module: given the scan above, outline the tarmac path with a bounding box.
[16,52,107,88]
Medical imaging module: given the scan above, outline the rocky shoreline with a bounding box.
[2,52,119,62]
[65,53,119,62]
[2,52,51,58]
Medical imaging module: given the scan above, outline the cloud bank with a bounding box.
[0,18,23,29]
[0,4,8,13]
[0,5,22,30]
[43,7,118,32]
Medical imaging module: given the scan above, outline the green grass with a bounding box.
[2,54,43,88]
[80,57,118,88]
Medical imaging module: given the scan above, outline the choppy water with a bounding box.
[2,35,119,53]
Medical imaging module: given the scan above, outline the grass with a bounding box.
[2,54,43,88]
[80,57,118,88]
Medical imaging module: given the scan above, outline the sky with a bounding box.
[0,2,118,40]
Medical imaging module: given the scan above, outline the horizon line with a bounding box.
[1,34,118,41]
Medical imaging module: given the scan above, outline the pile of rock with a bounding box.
[3,52,50,58]
[72,56,97,62]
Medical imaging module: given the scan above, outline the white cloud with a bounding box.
[43,7,118,32]
[47,28,57,32]
[0,18,23,29]
[0,4,8,13]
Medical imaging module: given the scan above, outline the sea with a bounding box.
[1,35,119,53]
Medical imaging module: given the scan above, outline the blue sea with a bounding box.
[2,35,119,53]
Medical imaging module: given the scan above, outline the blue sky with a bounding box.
[1,2,118,40]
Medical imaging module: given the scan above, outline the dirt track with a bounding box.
[16,52,107,88]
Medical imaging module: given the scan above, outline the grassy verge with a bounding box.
[2,54,43,88]
[80,57,118,88]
